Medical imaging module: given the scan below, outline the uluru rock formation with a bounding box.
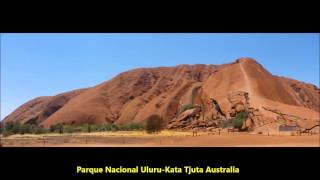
[3,58,320,132]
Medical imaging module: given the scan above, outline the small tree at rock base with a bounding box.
[5,121,21,134]
[179,104,195,114]
[145,115,165,134]
[50,123,64,134]
[232,111,249,129]
[58,124,64,134]
[88,124,92,133]
[20,124,33,134]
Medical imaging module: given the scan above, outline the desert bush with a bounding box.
[75,126,89,133]
[51,124,92,134]
[70,124,95,133]
[98,123,118,131]
[74,123,94,133]
[119,122,145,131]
[222,119,234,128]
[222,112,249,129]
[2,131,13,137]
[20,124,33,134]
[2,121,49,135]
[50,124,95,133]
[179,104,195,114]
[63,125,78,133]
[34,126,49,134]
[232,111,249,129]
[50,124,64,134]
[5,121,21,134]
[145,115,165,134]
[89,124,101,132]
[1,122,14,137]
[87,124,92,133]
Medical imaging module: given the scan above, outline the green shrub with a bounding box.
[70,124,95,133]
[71,124,88,132]
[2,121,47,135]
[2,131,13,137]
[119,122,145,131]
[63,125,77,133]
[49,124,57,132]
[145,115,165,134]
[20,124,33,134]
[87,124,92,133]
[34,126,49,134]
[49,124,94,133]
[98,123,118,131]
[233,111,249,129]
[222,119,234,128]
[179,104,195,114]
[222,112,249,129]
[77,123,95,133]
[5,121,21,134]
[89,124,100,132]
[50,124,64,134]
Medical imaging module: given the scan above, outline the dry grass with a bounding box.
[1,130,319,147]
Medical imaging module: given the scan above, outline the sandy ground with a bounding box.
[1,131,319,147]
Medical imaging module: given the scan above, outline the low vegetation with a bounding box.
[222,119,234,128]
[233,111,249,128]
[2,121,49,136]
[1,121,146,136]
[222,111,249,129]
[119,122,145,131]
[50,123,64,133]
[179,104,195,114]
[145,114,165,134]
[98,123,118,131]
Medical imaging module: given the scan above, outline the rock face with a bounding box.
[167,106,202,129]
[3,58,320,132]
[228,91,250,117]
[2,89,86,125]
[276,77,320,112]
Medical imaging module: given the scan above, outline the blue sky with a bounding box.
[1,33,319,120]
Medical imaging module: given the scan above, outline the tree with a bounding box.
[88,124,92,133]
[145,115,165,134]
[34,126,48,134]
[99,123,118,131]
[50,124,64,134]
[20,124,33,134]
[5,121,21,134]
[179,104,195,114]
[232,111,249,129]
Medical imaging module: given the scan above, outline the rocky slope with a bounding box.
[3,58,319,132]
